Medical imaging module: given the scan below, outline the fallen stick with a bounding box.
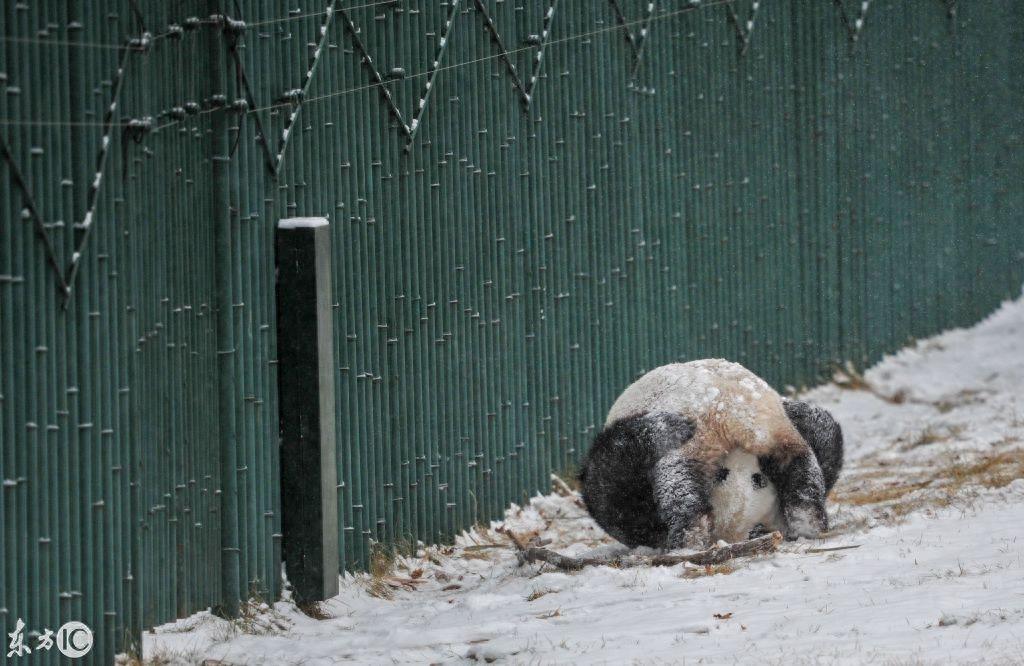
[549,473,586,508]
[512,531,783,572]
[804,544,861,554]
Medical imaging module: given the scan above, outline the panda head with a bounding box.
[708,449,781,541]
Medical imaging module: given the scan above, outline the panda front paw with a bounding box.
[783,504,828,540]
[747,523,770,540]
[665,513,712,550]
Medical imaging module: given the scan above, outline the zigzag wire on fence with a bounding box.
[474,0,559,109]
[0,131,69,294]
[339,0,462,151]
[523,2,560,102]
[336,7,411,139]
[226,31,279,176]
[1,0,961,301]
[833,0,871,42]
[608,0,643,59]
[726,0,763,56]
[271,2,338,171]
[0,2,382,297]
[474,0,531,107]
[606,0,658,88]
[0,0,629,308]
[263,0,722,161]
[0,28,153,301]
[0,13,210,301]
[0,0,403,49]
[61,34,146,305]
[832,0,952,43]
[627,1,657,81]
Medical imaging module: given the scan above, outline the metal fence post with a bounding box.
[275,218,340,602]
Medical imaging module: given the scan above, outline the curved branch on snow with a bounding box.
[510,531,783,572]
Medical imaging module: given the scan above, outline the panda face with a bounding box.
[708,450,781,542]
[714,463,768,490]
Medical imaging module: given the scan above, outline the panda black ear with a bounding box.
[596,411,696,457]
[645,412,697,454]
[782,399,844,493]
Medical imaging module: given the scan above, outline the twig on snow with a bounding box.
[550,473,586,508]
[804,544,861,554]
[495,525,534,551]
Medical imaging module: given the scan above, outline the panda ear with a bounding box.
[646,412,697,454]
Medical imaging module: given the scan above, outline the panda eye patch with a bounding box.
[715,467,730,483]
[751,472,767,489]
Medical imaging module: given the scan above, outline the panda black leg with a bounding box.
[651,451,712,549]
[782,399,844,494]
[580,412,698,548]
[761,451,828,540]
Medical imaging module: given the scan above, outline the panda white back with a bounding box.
[605,360,804,460]
[710,450,782,541]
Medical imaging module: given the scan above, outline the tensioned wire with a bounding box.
[0,0,412,50]
[0,0,733,130]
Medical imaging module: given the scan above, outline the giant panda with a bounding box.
[579,359,843,548]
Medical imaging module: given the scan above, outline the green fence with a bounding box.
[2,0,1022,661]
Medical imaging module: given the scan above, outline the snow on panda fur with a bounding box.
[580,359,843,548]
[604,360,807,462]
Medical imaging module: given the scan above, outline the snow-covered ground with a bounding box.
[142,295,1024,665]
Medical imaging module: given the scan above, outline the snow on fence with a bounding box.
[1,0,1022,661]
